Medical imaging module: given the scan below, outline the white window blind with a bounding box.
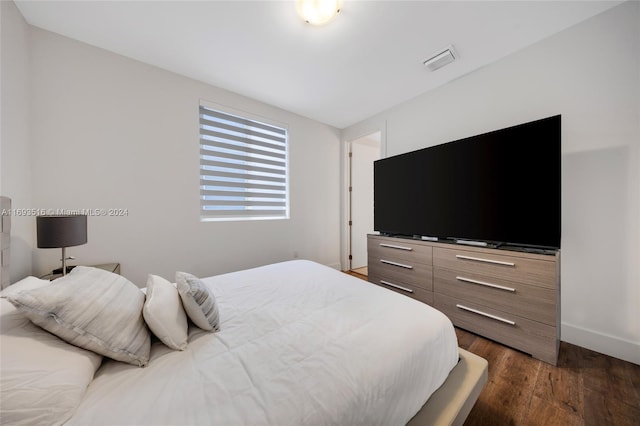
[199,104,289,221]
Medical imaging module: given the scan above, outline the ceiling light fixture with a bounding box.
[423,45,457,72]
[296,0,343,26]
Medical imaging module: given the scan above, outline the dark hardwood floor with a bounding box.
[458,327,640,426]
[345,270,640,425]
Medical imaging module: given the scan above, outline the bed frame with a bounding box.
[408,348,488,426]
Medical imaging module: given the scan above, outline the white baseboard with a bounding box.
[561,322,640,365]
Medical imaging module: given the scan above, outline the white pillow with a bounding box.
[175,271,220,331]
[143,274,188,350]
[0,276,51,332]
[0,277,102,426]
[0,275,50,296]
[7,266,151,367]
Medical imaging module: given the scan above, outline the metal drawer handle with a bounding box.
[380,280,414,293]
[456,276,516,292]
[380,259,413,269]
[379,243,413,251]
[455,255,515,267]
[456,304,516,326]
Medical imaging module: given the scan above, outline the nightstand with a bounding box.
[40,263,120,281]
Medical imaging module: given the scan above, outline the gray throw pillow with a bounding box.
[175,271,220,331]
[7,266,151,367]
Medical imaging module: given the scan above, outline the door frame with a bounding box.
[340,126,386,271]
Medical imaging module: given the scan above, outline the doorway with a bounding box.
[348,131,381,275]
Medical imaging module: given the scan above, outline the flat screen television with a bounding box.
[373,115,561,249]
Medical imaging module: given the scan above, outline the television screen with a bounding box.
[373,115,561,249]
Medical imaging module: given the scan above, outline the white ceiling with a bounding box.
[15,1,622,129]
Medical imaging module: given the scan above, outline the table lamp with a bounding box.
[37,215,87,276]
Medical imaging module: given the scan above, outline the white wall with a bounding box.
[0,0,34,282]
[26,27,341,286]
[343,1,640,364]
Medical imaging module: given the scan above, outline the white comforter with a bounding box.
[67,260,458,426]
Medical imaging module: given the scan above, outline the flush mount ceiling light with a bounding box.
[423,45,457,72]
[297,0,343,26]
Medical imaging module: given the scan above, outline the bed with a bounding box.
[1,259,487,426]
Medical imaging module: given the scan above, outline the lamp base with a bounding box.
[59,247,76,276]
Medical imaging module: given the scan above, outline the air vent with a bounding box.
[423,45,457,72]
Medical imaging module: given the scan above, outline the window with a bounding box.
[199,103,289,221]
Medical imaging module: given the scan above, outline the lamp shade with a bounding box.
[37,215,87,248]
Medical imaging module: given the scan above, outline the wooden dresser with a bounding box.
[368,235,434,305]
[368,234,560,365]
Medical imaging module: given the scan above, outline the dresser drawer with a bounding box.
[368,257,432,290]
[368,236,432,266]
[435,293,558,365]
[368,272,433,306]
[434,268,556,326]
[433,247,556,289]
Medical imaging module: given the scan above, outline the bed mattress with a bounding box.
[67,260,458,425]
